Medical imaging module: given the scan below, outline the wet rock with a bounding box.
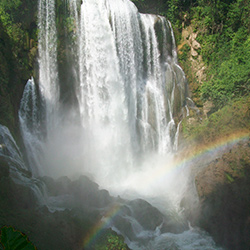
[71,175,101,208]
[0,175,37,210]
[56,176,71,195]
[128,199,164,231]
[112,214,136,241]
[98,189,113,208]
[51,175,113,209]
[0,156,9,178]
[39,176,57,195]
[41,175,113,209]
[195,138,250,250]
[160,217,188,234]
[112,198,188,242]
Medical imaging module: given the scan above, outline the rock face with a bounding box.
[107,199,166,242]
[0,171,120,250]
[178,25,206,107]
[195,138,250,250]
[111,198,188,244]
[41,175,113,209]
[0,1,38,135]
[128,199,164,231]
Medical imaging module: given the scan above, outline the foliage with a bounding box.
[0,226,36,250]
[191,0,250,109]
[201,36,250,108]
[0,0,37,54]
[105,234,129,250]
[0,0,38,134]
[182,95,250,144]
[91,230,130,250]
[154,0,250,110]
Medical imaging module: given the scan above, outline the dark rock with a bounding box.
[0,175,37,210]
[39,176,57,196]
[0,157,10,178]
[111,198,187,243]
[98,189,113,208]
[56,176,71,194]
[180,194,200,227]
[129,199,164,231]
[112,214,136,241]
[70,175,99,208]
[131,0,166,15]
[160,216,188,234]
[70,175,99,192]
[41,174,113,210]
[69,175,113,209]
[195,138,250,250]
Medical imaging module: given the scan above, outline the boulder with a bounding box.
[195,138,250,250]
[0,156,9,178]
[128,199,164,231]
[71,175,101,208]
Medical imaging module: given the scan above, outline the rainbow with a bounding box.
[82,203,122,249]
[82,130,249,248]
[151,130,250,185]
[177,130,250,164]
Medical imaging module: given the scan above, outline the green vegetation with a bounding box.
[91,229,130,250]
[182,95,250,144]
[0,0,37,135]
[0,0,38,68]
[132,0,250,111]
[175,0,250,110]
[0,226,36,250]
[194,0,250,109]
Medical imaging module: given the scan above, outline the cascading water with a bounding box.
[73,0,187,179]
[16,0,224,249]
[78,0,133,177]
[0,125,46,205]
[38,0,59,131]
[0,125,27,174]
[19,78,45,176]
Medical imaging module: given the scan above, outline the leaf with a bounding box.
[0,226,36,250]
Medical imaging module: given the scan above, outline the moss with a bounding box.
[0,1,38,137]
[178,43,190,63]
[90,229,130,250]
[225,173,234,183]
[182,95,250,145]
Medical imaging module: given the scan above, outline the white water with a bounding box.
[19,78,45,176]
[16,0,223,249]
[0,125,27,173]
[0,125,46,205]
[38,0,59,131]
[72,0,187,179]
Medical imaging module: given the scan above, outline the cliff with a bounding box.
[195,138,250,249]
[0,0,38,137]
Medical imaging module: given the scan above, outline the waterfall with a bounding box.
[139,14,172,154]
[70,0,187,176]
[20,0,60,177]
[14,0,226,249]
[38,0,59,131]
[0,125,27,173]
[0,125,46,205]
[18,0,188,180]
[19,78,45,176]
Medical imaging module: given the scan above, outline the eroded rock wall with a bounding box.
[195,138,250,250]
